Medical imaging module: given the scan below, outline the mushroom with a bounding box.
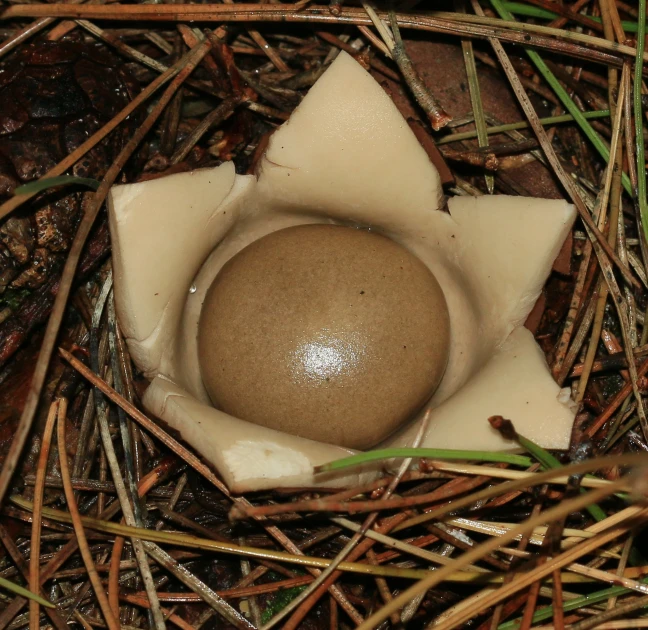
[198,223,451,450]
[108,51,577,493]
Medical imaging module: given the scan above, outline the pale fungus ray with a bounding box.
[108,51,577,492]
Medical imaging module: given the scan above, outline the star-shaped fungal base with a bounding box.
[109,52,576,492]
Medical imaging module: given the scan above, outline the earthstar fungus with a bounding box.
[197,224,451,451]
[108,52,577,493]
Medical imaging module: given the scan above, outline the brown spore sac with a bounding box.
[198,224,451,450]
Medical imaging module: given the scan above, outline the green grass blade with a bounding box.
[512,431,608,521]
[438,109,610,144]
[499,583,646,629]
[0,576,54,608]
[489,0,633,196]
[14,176,100,196]
[514,433,562,469]
[501,1,638,32]
[315,448,533,474]
[261,586,308,624]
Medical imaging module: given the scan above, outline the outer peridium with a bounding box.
[108,52,577,493]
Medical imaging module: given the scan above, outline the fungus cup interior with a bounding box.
[108,52,577,493]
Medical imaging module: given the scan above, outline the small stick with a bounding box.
[553,241,598,382]
[170,97,241,165]
[57,398,120,630]
[316,30,399,79]
[233,470,496,518]
[357,23,392,57]
[0,17,53,60]
[107,536,125,619]
[388,11,451,130]
[570,344,648,377]
[29,401,59,630]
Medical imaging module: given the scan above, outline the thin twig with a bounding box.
[29,401,59,630]
[56,398,119,630]
[388,11,451,130]
[0,18,53,59]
